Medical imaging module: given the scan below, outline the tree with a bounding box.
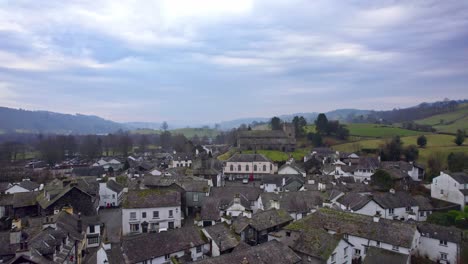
[336,125,350,140]
[138,135,149,153]
[380,136,403,161]
[315,113,328,135]
[307,132,323,147]
[271,117,282,130]
[292,116,307,137]
[371,169,394,191]
[427,152,444,180]
[447,152,467,172]
[404,145,419,162]
[417,135,427,148]
[454,129,465,146]
[161,121,169,131]
[160,131,172,150]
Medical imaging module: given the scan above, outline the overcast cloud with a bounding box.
[0,0,467,124]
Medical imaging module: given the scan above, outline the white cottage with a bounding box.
[431,172,468,210]
[98,180,124,207]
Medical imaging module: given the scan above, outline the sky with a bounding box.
[0,0,467,124]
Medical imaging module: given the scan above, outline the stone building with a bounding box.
[237,123,296,152]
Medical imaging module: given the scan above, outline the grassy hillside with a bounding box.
[415,104,468,134]
[218,148,309,162]
[332,134,468,166]
[346,123,427,138]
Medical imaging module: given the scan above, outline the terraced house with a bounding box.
[122,189,182,235]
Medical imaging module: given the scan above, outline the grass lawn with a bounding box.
[218,148,309,162]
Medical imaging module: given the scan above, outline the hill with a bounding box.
[415,103,468,134]
[0,107,124,134]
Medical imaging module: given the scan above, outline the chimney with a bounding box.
[77,213,83,233]
[233,194,240,205]
[373,212,381,223]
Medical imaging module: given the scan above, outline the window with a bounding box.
[376,241,380,247]
[153,211,159,218]
[440,253,448,260]
[344,234,349,239]
[165,254,170,260]
[286,231,291,237]
[440,240,448,246]
[238,165,241,171]
[389,208,394,215]
[392,245,399,251]
[112,194,115,198]
[88,236,99,245]
[246,165,249,171]
[230,165,233,171]
[196,246,202,253]
[344,247,348,256]
[89,225,95,234]
[440,190,444,195]
[270,164,272,170]
[142,212,147,218]
[406,206,412,212]
[130,212,136,219]
[354,249,361,255]
[169,210,173,218]
[150,223,159,231]
[419,211,424,217]
[263,165,267,171]
[194,193,199,202]
[130,223,139,232]
[254,165,257,171]
[331,253,336,262]
[364,246,369,254]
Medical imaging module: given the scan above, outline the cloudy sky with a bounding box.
[0,0,467,124]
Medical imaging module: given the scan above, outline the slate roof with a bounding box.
[122,189,181,209]
[210,186,262,210]
[122,226,207,263]
[260,174,304,187]
[413,195,434,211]
[235,209,293,231]
[144,175,210,193]
[450,172,468,184]
[203,223,239,252]
[286,208,417,248]
[363,247,409,264]
[37,185,92,210]
[72,167,105,177]
[372,191,418,209]
[417,222,463,244]
[357,157,380,170]
[191,240,301,264]
[106,180,124,194]
[292,228,343,261]
[336,192,372,211]
[226,154,271,163]
[12,191,38,208]
[173,153,194,160]
[260,191,323,213]
[278,163,305,174]
[17,180,40,191]
[0,182,10,193]
[200,197,221,221]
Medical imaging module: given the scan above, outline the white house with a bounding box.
[417,223,463,264]
[92,158,122,171]
[335,190,420,221]
[223,154,278,180]
[408,162,425,181]
[278,162,306,177]
[122,189,182,235]
[353,157,380,182]
[98,180,124,207]
[431,172,468,210]
[171,153,193,168]
[5,180,41,194]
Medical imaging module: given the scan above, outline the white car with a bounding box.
[242,178,249,184]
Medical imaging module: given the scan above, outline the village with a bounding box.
[0,117,466,264]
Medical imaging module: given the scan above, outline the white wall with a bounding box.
[6,185,30,194]
[172,160,192,168]
[135,244,209,264]
[431,172,465,209]
[99,183,121,207]
[96,246,109,264]
[418,237,459,264]
[223,161,277,174]
[327,239,352,264]
[122,206,182,235]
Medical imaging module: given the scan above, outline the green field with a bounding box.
[415,104,468,134]
[345,123,427,138]
[332,134,468,166]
